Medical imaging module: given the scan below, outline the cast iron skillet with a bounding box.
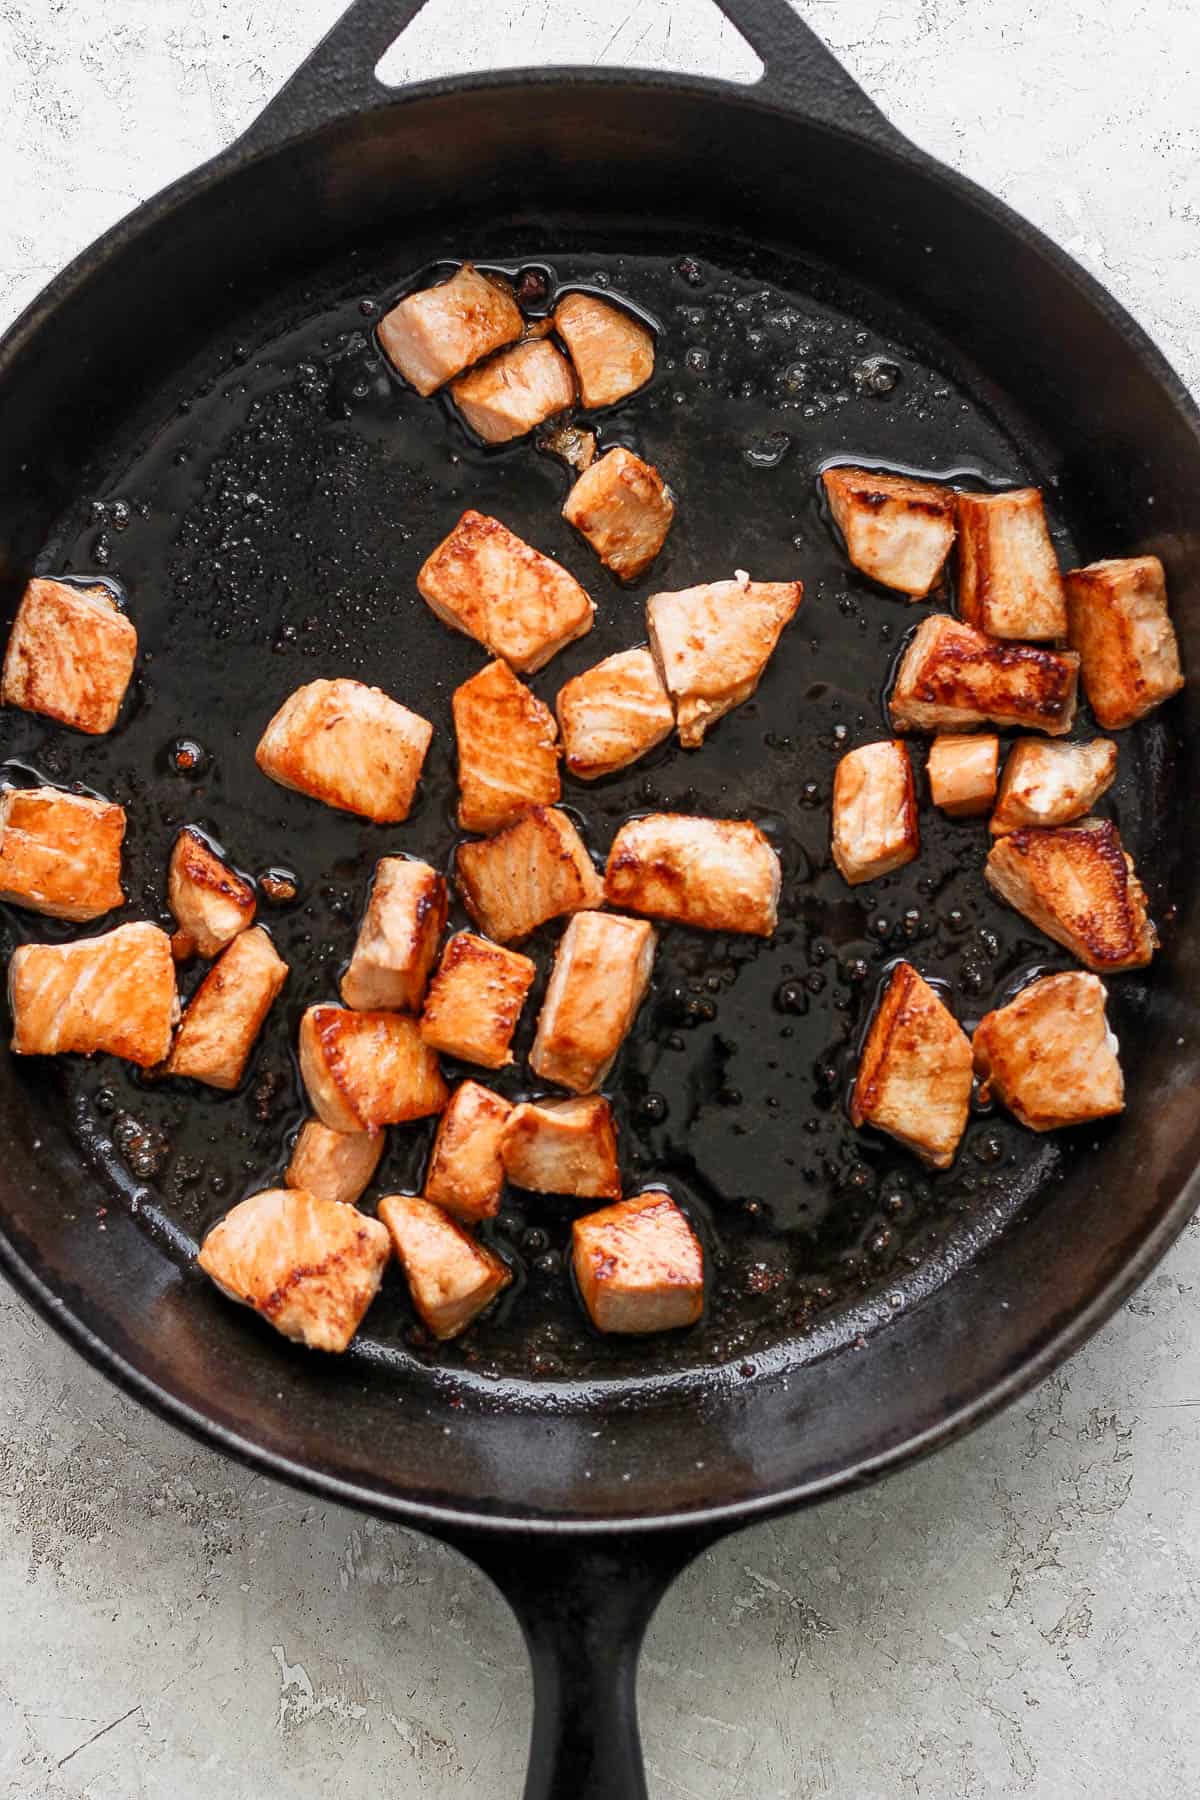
[1,2,1199,1794]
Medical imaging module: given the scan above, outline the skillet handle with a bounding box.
[449,1527,715,1800]
[236,0,906,156]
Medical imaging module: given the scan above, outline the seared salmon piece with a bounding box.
[646,571,802,747]
[605,814,780,937]
[1065,555,1184,729]
[926,734,999,818]
[823,467,956,599]
[957,488,1067,640]
[299,1004,449,1134]
[418,511,594,674]
[256,678,433,824]
[850,961,973,1170]
[456,806,603,942]
[973,971,1124,1133]
[2,578,136,735]
[379,1193,511,1341]
[451,337,576,443]
[538,419,597,472]
[984,818,1156,972]
[163,926,287,1090]
[572,1191,704,1334]
[9,921,176,1066]
[286,1119,384,1208]
[562,448,675,582]
[989,738,1117,836]
[377,262,522,395]
[552,292,655,408]
[556,646,675,780]
[168,826,256,960]
[830,741,918,885]
[453,659,561,834]
[419,931,535,1069]
[198,1187,390,1354]
[423,1079,513,1222]
[0,785,124,921]
[500,1095,620,1198]
[530,911,656,1093]
[890,614,1079,735]
[340,857,447,1012]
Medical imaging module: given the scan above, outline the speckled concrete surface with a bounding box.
[1,3,1199,1796]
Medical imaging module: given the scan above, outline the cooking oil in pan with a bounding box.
[0,241,1164,1386]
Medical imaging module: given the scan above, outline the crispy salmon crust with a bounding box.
[572,1191,704,1335]
[850,962,973,1170]
[299,1004,449,1134]
[378,1193,512,1341]
[198,1187,390,1353]
[984,819,1157,972]
[453,659,561,834]
[823,467,956,599]
[2,578,137,735]
[604,813,780,937]
[972,971,1124,1132]
[890,613,1078,735]
[1065,555,1184,729]
[0,785,125,922]
[418,511,595,674]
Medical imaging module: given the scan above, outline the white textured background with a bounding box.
[2,3,1199,1796]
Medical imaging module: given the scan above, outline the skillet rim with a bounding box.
[1,64,1197,1537]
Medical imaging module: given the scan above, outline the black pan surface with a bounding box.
[4,233,1155,1389]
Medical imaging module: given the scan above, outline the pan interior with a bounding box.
[0,224,1169,1407]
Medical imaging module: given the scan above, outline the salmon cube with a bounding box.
[552,293,655,409]
[418,511,594,674]
[957,488,1067,640]
[850,961,973,1169]
[299,1004,449,1134]
[423,1080,513,1222]
[831,741,918,885]
[340,857,447,1012]
[823,467,956,599]
[890,614,1079,735]
[646,571,802,746]
[286,1118,384,1208]
[989,738,1117,835]
[456,806,603,943]
[1065,555,1184,729]
[973,971,1124,1133]
[984,818,1156,972]
[168,826,256,959]
[453,659,561,834]
[198,1186,390,1353]
[562,448,675,582]
[379,1194,511,1341]
[2,578,137,735]
[556,645,675,780]
[530,911,656,1093]
[419,931,536,1069]
[256,678,432,824]
[500,1095,620,1198]
[377,262,522,395]
[9,921,177,1066]
[573,1191,704,1334]
[0,784,124,921]
[926,735,999,818]
[163,926,287,1090]
[605,814,780,937]
[451,337,576,443]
